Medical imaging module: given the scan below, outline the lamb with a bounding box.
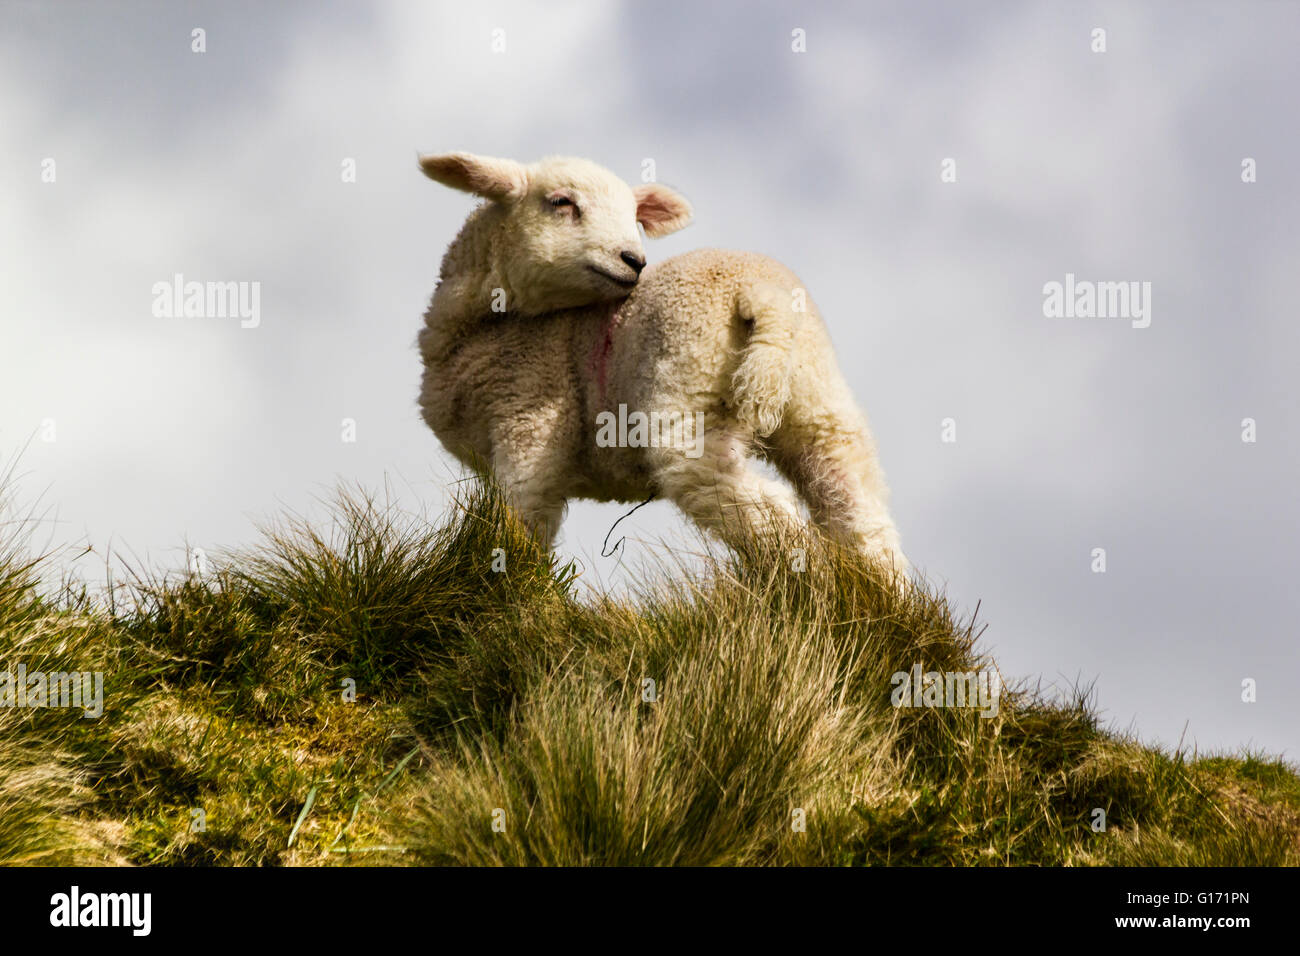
[416,152,908,575]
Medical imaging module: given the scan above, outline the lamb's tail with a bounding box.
[732,281,798,436]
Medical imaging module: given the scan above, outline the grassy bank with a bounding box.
[2,479,1297,866]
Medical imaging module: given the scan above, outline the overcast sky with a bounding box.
[2,0,1297,760]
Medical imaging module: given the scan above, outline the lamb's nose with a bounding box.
[620,251,646,274]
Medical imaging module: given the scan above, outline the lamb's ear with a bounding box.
[634,183,693,237]
[418,152,529,202]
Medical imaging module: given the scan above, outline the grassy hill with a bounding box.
[2,479,1297,866]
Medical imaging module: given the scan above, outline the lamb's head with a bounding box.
[419,152,692,314]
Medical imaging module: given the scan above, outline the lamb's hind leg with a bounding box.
[770,417,908,574]
[650,425,804,551]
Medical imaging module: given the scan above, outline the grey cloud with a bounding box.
[1,0,1295,759]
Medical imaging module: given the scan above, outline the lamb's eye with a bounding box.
[549,195,576,209]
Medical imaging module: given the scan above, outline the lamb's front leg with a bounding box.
[489,421,573,550]
[484,468,564,550]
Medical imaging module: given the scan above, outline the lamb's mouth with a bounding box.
[588,265,639,289]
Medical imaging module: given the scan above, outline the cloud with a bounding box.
[1,0,1295,758]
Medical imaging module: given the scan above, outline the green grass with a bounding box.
[1,476,1296,866]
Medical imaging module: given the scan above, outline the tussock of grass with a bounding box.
[0,477,1296,866]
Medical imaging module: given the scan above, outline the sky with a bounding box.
[1,0,1297,760]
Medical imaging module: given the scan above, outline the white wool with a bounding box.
[416,152,907,574]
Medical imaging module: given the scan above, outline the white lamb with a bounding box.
[416,152,908,575]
